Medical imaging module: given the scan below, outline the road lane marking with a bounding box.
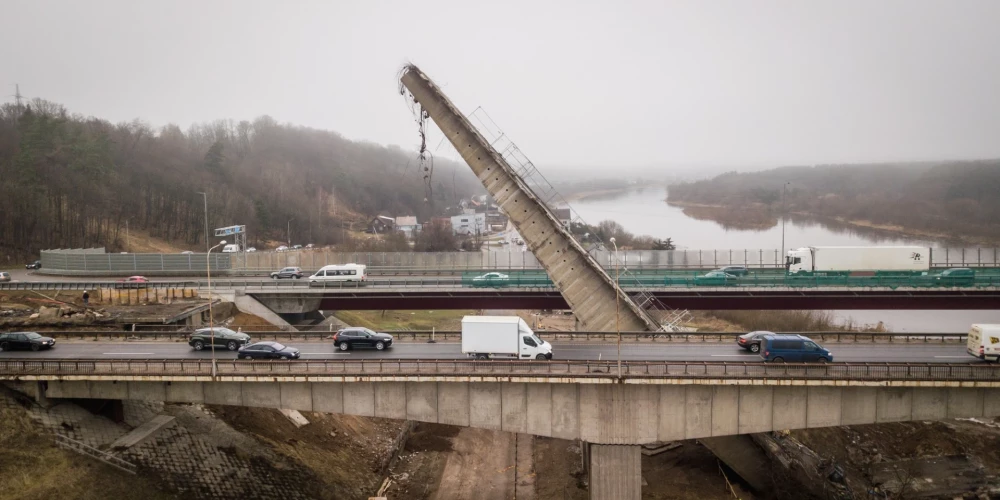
[710,354,750,357]
[934,356,971,358]
[102,352,155,355]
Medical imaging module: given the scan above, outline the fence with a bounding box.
[36,248,1000,275]
[40,250,232,274]
[3,359,998,381]
[28,329,969,343]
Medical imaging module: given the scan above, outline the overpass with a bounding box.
[245,287,1000,311]
[5,359,1000,497]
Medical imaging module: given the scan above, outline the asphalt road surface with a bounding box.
[0,341,978,363]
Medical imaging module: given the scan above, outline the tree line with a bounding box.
[0,98,482,260]
[667,160,1000,244]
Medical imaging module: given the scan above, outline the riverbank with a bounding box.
[665,200,984,246]
[563,184,664,203]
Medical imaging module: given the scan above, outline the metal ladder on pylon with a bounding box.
[467,108,692,333]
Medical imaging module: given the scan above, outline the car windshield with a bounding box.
[25,333,42,339]
[271,342,286,350]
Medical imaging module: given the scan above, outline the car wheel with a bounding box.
[31,343,40,352]
[475,353,489,360]
[818,357,830,363]
[227,341,238,351]
[193,340,204,351]
[750,344,760,353]
[375,341,385,351]
[295,275,301,279]
[339,342,350,351]
[0,342,7,352]
[535,354,547,360]
[280,355,289,360]
[237,354,246,360]
[771,357,784,363]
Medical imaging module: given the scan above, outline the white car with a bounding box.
[180,251,194,255]
[246,247,257,252]
[275,245,289,252]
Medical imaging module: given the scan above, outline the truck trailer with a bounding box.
[786,246,930,275]
[461,316,552,360]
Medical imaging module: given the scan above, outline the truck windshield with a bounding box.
[530,335,543,345]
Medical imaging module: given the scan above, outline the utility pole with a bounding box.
[287,219,293,247]
[125,219,130,253]
[197,192,209,253]
[780,182,790,264]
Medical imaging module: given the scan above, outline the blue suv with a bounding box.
[759,334,833,363]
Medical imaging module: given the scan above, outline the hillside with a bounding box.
[0,98,482,258]
[667,160,1000,244]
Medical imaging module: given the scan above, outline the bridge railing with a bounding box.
[2,359,997,381]
[27,329,969,344]
[6,274,1000,292]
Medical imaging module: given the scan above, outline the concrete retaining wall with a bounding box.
[40,380,1000,444]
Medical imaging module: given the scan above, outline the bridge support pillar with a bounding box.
[588,443,642,500]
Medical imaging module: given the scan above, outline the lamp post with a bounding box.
[207,240,227,377]
[125,218,130,253]
[780,182,790,265]
[196,192,209,254]
[610,237,621,378]
[287,219,294,248]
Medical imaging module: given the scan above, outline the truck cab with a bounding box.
[786,248,811,274]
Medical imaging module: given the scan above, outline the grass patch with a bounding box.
[698,310,888,333]
[333,310,475,330]
[0,406,176,500]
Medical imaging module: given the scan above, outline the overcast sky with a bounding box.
[4,0,1000,171]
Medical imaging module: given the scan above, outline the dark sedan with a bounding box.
[333,327,394,351]
[0,332,56,352]
[237,341,301,360]
[25,260,41,270]
[737,330,772,353]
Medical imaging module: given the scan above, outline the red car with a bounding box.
[115,276,149,288]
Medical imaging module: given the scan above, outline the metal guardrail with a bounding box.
[3,359,998,381]
[29,329,969,343]
[5,275,1000,291]
[54,434,137,474]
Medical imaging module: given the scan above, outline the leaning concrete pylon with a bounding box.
[399,65,659,332]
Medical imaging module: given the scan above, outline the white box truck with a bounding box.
[967,324,1000,362]
[785,246,930,275]
[461,316,553,360]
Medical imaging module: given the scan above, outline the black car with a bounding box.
[25,260,41,270]
[737,330,772,353]
[333,327,394,351]
[0,331,56,352]
[270,267,304,279]
[188,327,251,351]
[717,266,750,277]
[237,341,301,360]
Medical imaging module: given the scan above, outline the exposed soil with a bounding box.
[534,437,588,500]
[642,442,757,500]
[208,406,407,500]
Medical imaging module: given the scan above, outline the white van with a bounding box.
[461,316,552,360]
[966,324,1000,362]
[221,244,240,253]
[309,264,367,284]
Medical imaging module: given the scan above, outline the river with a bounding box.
[568,186,1000,333]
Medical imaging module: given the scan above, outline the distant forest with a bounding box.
[0,98,482,257]
[667,160,1000,244]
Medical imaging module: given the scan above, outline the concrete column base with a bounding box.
[588,443,642,500]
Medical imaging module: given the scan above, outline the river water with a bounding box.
[568,186,1000,333]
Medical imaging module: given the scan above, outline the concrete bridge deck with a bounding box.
[6,359,1000,446]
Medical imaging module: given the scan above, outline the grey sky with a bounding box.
[4,0,1000,171]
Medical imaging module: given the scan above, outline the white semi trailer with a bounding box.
[461,316,553,360]
[785,246,930,275]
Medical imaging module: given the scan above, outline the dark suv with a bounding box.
[0,332,56,351]
[25,260,41,270]
[270,267,304,279]
[333,327,394,351]
[188,327,251,351]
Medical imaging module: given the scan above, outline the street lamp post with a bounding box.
[610,237,621,378]
[196,192,209,254]
[780,182,790,265]
[207,240,227,377]
[287,219,294,248]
